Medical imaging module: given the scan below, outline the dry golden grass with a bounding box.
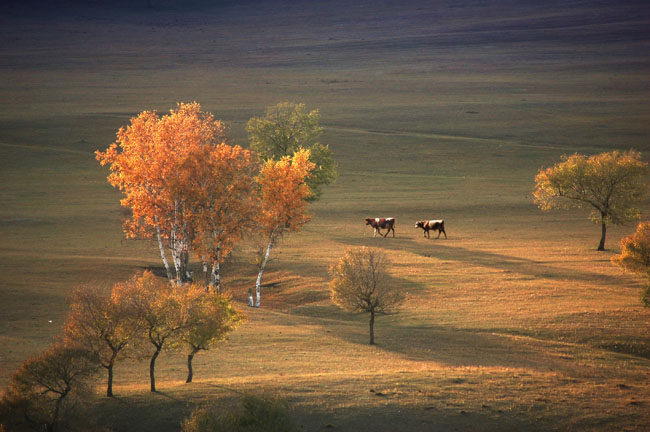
[1,1,649,430]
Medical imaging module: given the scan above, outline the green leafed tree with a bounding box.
[329,247,404,345]
[612,221,650,306]
[533,150,648,251]
[246,102,337,201]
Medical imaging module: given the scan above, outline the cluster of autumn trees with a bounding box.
[0,272,241,432]
[96,101,335,307]
[0,101,337,432]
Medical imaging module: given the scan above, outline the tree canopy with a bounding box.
[533,150,647,250]
[246,102,337,201]
[96,102,257,287]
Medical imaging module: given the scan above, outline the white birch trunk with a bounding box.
[171,233,182,285]
[211,261,221,292]
[208,242,221,291]
[154,221,173,284]
[255,230,277,308]
[202,260,209,285]
[183,248,191,281]
[171,200,183,285]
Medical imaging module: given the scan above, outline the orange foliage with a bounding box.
[173,143,258,267]
[95,102,225,241]
[257,148,315,236]
[96,102,257,285]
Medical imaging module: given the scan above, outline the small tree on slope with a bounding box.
[329,247,404,345]
[181,283,244,383]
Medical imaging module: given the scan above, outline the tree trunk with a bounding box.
[106,353,117,397]
[171,232,182,285]
[186,349,199,383]
[254,233,276,308]
[50,389,68,432]
[369,309,375,345]
[598,214,607,251]
[150,347,161,392]
[203,260,209,285]
[155,220,174,283]
[210,243,221,292]
[183,249,192,281]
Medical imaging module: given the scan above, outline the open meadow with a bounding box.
[1,0,649,430]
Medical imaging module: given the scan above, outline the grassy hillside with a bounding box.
[1,1,649,430]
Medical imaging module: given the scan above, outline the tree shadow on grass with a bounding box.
[328,231,623,287]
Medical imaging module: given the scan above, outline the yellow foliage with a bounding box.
[533,150,647,224]
[612,221,650,276]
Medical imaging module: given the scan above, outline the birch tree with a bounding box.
[174,144,258,291]
[95,102,226,284]
[533,150,647,251]
[251,148,315,307]
[247,102,337,201]
[329,247,404,345]
[64,283,142,397]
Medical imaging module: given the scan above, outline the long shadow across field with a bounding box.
[329,231,621,287]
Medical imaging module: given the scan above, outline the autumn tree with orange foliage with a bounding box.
[251,148,315,307]
[173,144,257,290]
[612,221,650,306]
[96,102,256,287]
[533,150,647,251]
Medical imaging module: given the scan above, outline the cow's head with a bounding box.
[414,221,425,229]
[365,218,373,226]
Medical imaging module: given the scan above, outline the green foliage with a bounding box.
[246,102,337,201]
[181,394,297,432]
[0,344,99,432]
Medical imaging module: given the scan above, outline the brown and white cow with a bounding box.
[365,217,396,238]
[414,220,447,239]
